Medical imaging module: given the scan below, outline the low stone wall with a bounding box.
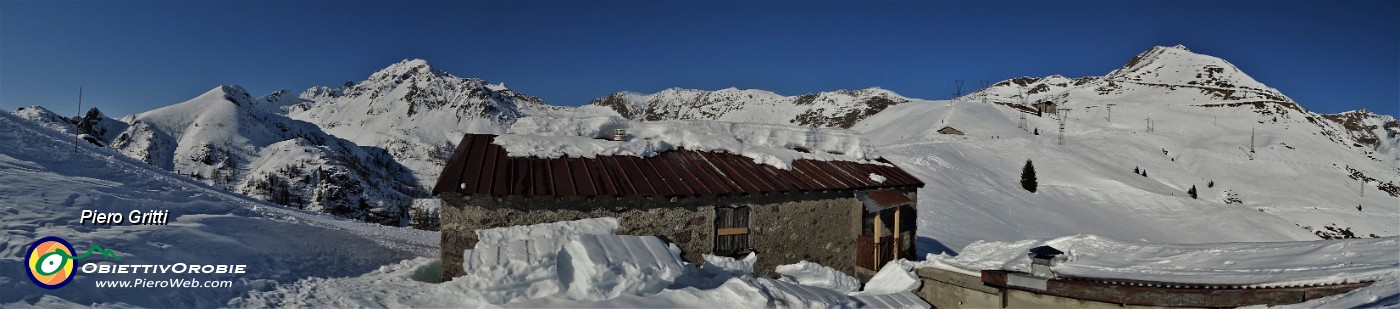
[438,189,915,280]
[915,268,1002,308]
[746,191,863,275]
[916,268,1179,309]
[916,268,1370,308]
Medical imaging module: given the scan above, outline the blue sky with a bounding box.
[2,1,1396,117]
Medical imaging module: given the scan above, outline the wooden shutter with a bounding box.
[714,206,750,256]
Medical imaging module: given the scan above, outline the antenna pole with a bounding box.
[979,80,990,104]
[1058,108,1071,145]
[954,80,964,100]
[1106,103,1116,122]
[72,86,83,152]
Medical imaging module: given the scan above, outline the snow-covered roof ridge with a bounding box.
[494,115,885,169]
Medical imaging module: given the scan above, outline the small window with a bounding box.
[714,205,751,257]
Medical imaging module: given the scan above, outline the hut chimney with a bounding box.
[1028,245,1065,278]
[612,128,626,141]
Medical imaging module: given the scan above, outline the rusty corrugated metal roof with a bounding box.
[432,134,924,196]
[857,189,914,212]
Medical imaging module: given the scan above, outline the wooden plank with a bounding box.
[893,206,901,261]
[874,211,882,270]
[717,227,748,236]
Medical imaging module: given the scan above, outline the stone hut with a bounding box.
[433,134,924,280]
[1033,101,1058,116]
[937,126,964,135]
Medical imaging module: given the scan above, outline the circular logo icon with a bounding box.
[25,236,76,289]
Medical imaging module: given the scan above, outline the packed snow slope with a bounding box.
[588,87,912,129]
[851,45,1399,253]
[0,110,436,308]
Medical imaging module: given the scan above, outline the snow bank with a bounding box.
[701,252,756,276]
[460,217,669,304]
[496,115,884,169]
[774,260,861,294]
[474,217,620,245]
[235,217,930,308]
[560,234,687,300]
[859,260,922,294]
[924,234,1400,287]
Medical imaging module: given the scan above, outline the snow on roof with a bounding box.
[922,234,1399,287]
[494,114,883,170]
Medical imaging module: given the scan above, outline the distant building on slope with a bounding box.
[937,126,965,135]
[1033,101,1058,116]
[433,134,924,280]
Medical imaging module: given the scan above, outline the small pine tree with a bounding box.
[1142,169,1147,177]
[1134,166,1139,174]
[1188,185,1198,199]
[1208,180,1214,188]
[1021,160,1037,193]
[1033,128,1040,135]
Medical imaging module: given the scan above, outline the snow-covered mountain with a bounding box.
[84,85,421,224]
[8,46,1394,244]
[853,45,1399,252]
[0,110,434,308]
[964,44,1396,165]
[287,59,557,190]
[587,87,912,129]
[971,45,1291,107]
